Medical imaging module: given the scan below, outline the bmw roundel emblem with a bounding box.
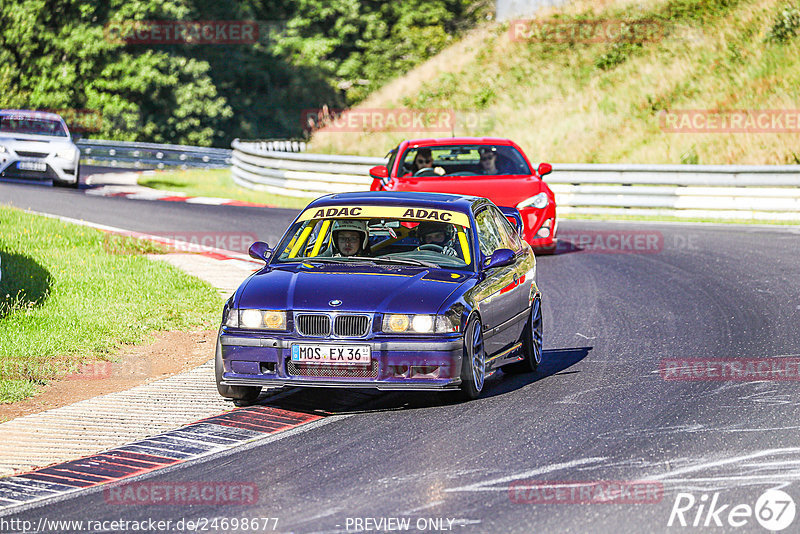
[329,299,342,307]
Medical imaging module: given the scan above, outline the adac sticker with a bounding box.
[297,205,471,227]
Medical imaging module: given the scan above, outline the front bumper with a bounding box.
[219,333,464,391]
[0,154,78,182]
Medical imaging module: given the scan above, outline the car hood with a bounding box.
[236,264,469,315]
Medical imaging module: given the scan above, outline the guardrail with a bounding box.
[231,139,381,197]
[547,164,800,221]
[77,139,232,169]
[231,140,800,221]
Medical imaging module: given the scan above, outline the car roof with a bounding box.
[0,109,65,122]
[308,191,483,213]
[402,137,516,148]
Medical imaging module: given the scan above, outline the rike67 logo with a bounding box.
[668,489,796,531]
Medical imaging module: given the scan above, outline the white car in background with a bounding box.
[0,109,81,188]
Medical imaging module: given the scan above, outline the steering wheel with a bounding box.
[413,167,437,177]
[418,243,444,252]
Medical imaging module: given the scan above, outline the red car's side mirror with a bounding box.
[369,165,389,180]
[537,162,552,177]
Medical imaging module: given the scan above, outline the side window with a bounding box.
[490,208,523,252]
[474,208,503,257]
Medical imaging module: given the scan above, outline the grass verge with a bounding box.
[0,207,223,404]
[138,168,310,210]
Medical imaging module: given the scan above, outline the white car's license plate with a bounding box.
[17,160,46,172]
[291,344,371,365]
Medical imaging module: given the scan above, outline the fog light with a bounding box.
[536,218,553,238]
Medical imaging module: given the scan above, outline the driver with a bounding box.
[332,219,370,257]
[411,148,433,174]
[408,148,445,176]
[416,221,457,256]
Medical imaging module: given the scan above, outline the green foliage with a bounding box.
[767,4,800,42]
[1,0,487,145]
[680,146,700,164]
[594,42,643,70]
[274,0,489,104]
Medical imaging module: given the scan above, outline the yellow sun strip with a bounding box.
[309,220,331,257]
[457,228,471,264]
[297,205,471,228]
[288,226,314,258]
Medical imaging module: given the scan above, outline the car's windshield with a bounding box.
[0,116,68,137]
[399,144,531,176]
[274,204,474,270]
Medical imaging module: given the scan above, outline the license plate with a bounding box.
[291,344,371,365]
[17,160,46,172]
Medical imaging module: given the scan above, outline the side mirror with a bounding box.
[248,241,272,262]
[369,165,389,180]
[482,248,515,270]
[537,162,552,177]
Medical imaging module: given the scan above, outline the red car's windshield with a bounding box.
[399,145,531,176]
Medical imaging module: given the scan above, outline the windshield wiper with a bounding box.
[373,256,438,268]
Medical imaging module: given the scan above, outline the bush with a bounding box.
[767,4,800,42]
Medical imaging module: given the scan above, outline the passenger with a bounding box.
[332,219,370,257]
[477,147,499,175]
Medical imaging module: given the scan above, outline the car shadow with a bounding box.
[253,346,592,415]
[0,252,52,319]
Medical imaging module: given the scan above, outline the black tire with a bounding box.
[53,165,80,189]
[457,317,486,400]
[215,336,261,404]
[502,296,543,374]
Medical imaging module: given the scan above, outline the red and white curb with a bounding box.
[85,184,274,208]
[0,406,326,513]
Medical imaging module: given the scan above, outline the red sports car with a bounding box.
[369,137,556,253]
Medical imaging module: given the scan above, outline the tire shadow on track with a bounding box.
[249,346,592,415]
[479,345,592,400]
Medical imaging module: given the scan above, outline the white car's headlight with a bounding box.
[57,147,78,159]
[225,309,286,330]
[518,192,549,209]
[383,314,459,334]
[0,145,8,155]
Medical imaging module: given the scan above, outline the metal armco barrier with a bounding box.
[231,141,800,220]
[77,139,233,169]
[548,164,800,221]
[231,138,381,197]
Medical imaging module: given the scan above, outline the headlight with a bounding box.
[518,192,549,209]
[57,147,78,159]
[225,309,286,330]
[383,314,459,334]
[0,145,8,155]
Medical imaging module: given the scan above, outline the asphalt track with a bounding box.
[2,176,800,533]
